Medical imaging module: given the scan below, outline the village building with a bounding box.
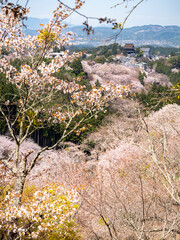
[141,62,147,71]
[124,43,135,54]
[140,47,151,58]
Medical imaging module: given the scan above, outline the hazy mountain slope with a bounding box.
[70,25,180,46]
[23,17,180,46]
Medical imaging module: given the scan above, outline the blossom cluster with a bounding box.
[0,5,28,50]
[46,83,129,124]
[0,184,79,239]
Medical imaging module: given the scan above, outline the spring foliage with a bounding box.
[0,184,80,239]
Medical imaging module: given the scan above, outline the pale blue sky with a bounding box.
[14,0,180,27]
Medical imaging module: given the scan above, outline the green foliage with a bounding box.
[95,56,106,64]
[0,119,6,134]
[86,140,96,149]
[89,53,96,60]
[146,59,154,69]
[0,73,18,102]
[53,59,91,92]
[0,46,10,56]
[170,72,180,85]
[107,56,114,63]
[53,45,66,53]
[26,56,108,146]
[95,79,101,88]
[170,51,176,57]
[155,58,180,85]
[135,48,143,57]
[34,108,109,146]
[81,53,86,59]
[53,46,60,52]
[10,58,32,71]
[0,73,19,133]
[3,55,96,146]
[173,83,180,99]
[81,43,125,60]
[44,57,53,65]
[70,45,179,60]
[136,83,180,112]
[77,73,91,91]
[169,55,180,68]
[99,46,108,56]
[111,43,118,55]
[122,49,127,56]
[104,51,111,58]
[70,58,83,76]
[155,60,171,76]
[10,58,22,71]
[53,66,69,81]
[138,71,146,86]
[66,110,109,143]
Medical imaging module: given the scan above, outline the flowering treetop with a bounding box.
[0,184,80,239]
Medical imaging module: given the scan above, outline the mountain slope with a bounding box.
[23,17,180,47]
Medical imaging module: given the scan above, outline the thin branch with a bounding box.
[25,0,29,8]
[0,106,18,144]
[139,175,145,224]
[107,0,145,41]
[58,0,99,21]
[0,158,13,172]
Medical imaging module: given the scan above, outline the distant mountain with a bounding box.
[24,17,75,30]
[24,17,49,30]
[23,17,180,47]
[68,25,180,47]
[23,28,37,36]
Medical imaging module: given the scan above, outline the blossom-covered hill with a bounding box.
[1,103,180,239]
[1,103,179,187]
[82,61,140,90]
[82,61,170,92]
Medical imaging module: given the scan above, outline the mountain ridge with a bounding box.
[23,17,180,47]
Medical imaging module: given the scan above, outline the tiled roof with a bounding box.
[124,44,134,49]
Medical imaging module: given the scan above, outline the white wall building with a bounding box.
[140,48,151,58]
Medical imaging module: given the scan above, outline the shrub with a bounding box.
[95,57,106,64]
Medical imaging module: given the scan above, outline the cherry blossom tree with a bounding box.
[0,183,81,239]
[0,0,129,204]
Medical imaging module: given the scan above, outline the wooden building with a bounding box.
[124,44,135,54]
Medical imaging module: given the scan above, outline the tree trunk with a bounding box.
[14,174,26,205]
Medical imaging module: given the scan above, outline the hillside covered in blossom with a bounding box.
[0,1,180,239]
[1,102,180,183]
[1,101,180,239]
